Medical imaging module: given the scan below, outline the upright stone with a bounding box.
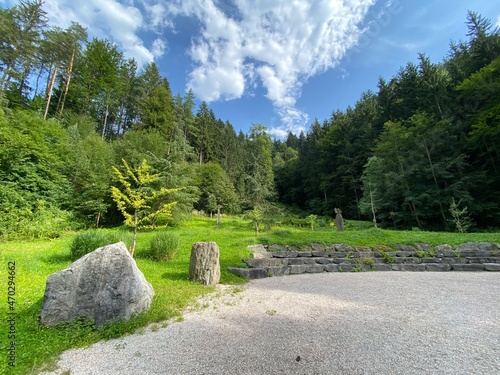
[189,242,221,286]
[335,208,344,232]
[39,242,154,327]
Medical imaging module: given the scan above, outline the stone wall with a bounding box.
[228,242,500,279]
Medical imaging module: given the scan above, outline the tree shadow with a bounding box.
[161,270,190,281]
[41,252,73,264]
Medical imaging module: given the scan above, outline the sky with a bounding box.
[2,0,500,137]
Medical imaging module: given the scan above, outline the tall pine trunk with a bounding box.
[44,63,58,120]
[59,47,75,117]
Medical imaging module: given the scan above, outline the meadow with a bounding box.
[1,215,500,374]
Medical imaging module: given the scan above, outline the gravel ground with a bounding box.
[43,272,500,375]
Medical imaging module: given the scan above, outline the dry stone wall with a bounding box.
[228,242,500,279]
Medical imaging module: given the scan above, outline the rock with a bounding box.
[335,208,344,231]
[268,244,287,252]
[434,244,454,257]
[248,244,272,259]
[373,264,392,271]
[373,245,393,252]
[189,242,221,286]
[311,243,326,252]
[315,257,333,265]
[333,244,353,252]
[39,242,154,327]
[396,244,416,252]
[323,264,339,272]
[247,244,266,253]
[338,264,354,272]
[287,258,315,265]
[228,267,268,279]
[391,264,425,271]
[415,243,432,252]
[265,266,289,277]
[251,252,272,259]
[425,264,452,272]
[451,264,485,271]
[332,258,355,264]
[484,263,500,271]
[355,246,373,252]
[272,251,299,258]
[243,258,286,268]
[456,242,493,253]
[441,257,468,265]
[306,265,325,273]
[421,258,440,263]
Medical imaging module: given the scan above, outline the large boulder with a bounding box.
[39,242,154,327]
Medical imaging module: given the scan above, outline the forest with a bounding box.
[1,0,499,240]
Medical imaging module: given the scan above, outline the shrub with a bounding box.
[70,230,129,260]
[149,231,180,261]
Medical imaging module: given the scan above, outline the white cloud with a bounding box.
[42,0,155,67]
[155,0,376,135]
[497,15,500,28]
[35,0,378,135]
[151,38,167,58]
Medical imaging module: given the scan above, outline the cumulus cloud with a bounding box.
[42,0,155,67]
[36,0,378,135]
[151,38,167,58]
[153,0,376,135]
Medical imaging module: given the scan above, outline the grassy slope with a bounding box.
[1,215,499,374]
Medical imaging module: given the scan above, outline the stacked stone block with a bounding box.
[228,242,500,279]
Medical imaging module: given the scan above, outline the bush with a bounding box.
[149,231,179,261]
[70,230,132,260]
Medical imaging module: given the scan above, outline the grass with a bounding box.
[0,215,499,374]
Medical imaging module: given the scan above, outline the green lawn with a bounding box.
[1,215,499,374]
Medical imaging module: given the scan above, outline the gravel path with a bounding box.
[43,272,500,375]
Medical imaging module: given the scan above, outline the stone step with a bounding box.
[228,259,500,279]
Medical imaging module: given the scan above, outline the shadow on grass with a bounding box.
[41,252,73,264]
[161,270,190,281]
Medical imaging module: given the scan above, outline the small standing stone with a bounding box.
[189,242,221,286]
[335,208,344,232]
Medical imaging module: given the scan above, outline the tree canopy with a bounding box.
[0,4,499,239]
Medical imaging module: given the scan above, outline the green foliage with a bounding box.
[307,214,317,231]
[352,265,366,272]
[378,251,395,264]
[2,217,500,373]
[244,123,275,207]
[356,257,375,270]
[245,206,263,235]
[0,107,77,239]
[449,198,473,233]
[67,121,114,227]
[1,4,500,240]
[111,158,179,256]
[196,162,240,214]
[149,231,180,261]
[70,229,132,260]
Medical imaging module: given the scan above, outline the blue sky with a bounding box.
[2,0,500,137]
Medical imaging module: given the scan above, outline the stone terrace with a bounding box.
[228,242,500,279]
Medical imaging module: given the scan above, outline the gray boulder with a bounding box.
[39,242,154,327]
